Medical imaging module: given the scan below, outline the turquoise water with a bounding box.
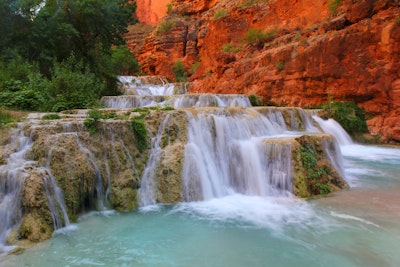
[1,144,400,267]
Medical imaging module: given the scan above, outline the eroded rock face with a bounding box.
[130,0,400,142]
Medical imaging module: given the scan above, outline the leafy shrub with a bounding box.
[0,108,15,125]
[245,28,276,48]
[276,61,285,70]
[328,0,342,15]
[171,60,188,82]
[320,101,368,136]
[42,113,61,120]
[84,109,104,134]
[111,46,140,75]
[190,61,201,75]
[48,56,105,112]
[221,42,242,53]
[248,94,265,106]
[161,106,174,111]
[131,117,149,152]
[300,143,331,195]
[155,20,175,36]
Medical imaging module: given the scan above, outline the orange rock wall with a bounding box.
[129,0,400,142]
[136,0,171,25]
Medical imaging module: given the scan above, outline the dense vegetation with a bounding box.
[0,0,139,112]
[319,101,368,136]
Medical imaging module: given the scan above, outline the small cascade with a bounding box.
[71,133,107,210]
[182,108,293,201]
[0,129,33,249]
[119,76,176,96]
[171,94,251,108]
[103,94,251,109]
[313,116,353,146]
[138,115,171,206]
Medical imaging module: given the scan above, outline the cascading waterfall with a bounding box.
[119,76,175,96]
[0,129,33,251]
[313,116,353,146]
[102,94,251,109]
[182,108,295,201]
[71,133,106,210]
[0,128,71,252]
[138,115,171,206]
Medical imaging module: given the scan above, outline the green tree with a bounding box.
[0,0,137,111]
[111,46,140,75]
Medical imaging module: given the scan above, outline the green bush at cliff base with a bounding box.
[248,94,265,106]
[171,60,188,82]
[320,101,368,136]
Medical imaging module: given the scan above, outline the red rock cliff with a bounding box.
[128,0,400,142]
[135,0,171,25]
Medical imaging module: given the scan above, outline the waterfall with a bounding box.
[118,76,175,95]
[138,115,171,206]
[71,133,107,210]
[313,116,353,146]
[182,108,293,201]
[0,130,33,249]
[102,94,251,109]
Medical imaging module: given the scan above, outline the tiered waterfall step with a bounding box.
[102,94,251,108]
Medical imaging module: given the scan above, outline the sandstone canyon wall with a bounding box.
[135,0,171,25]
[129,0,400,142]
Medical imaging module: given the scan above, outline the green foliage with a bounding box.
[320,101,368,136]
[111,46,140,75]
[395,17,400,26]
[161,106,175,111]
[167,3,173,14]
[84,109,103,134]
[48,56,105,112]
[248,94,265,106]
[221,42,242,53]
[300,143,331,195]
[0,0,137,110]
[155,20,175,36]
[131,117,149,152]
[276,61,285,70]
[132,108,150,118]
[213,10,228,20]
[171,60,188,82]
[190,61,201,75]
[0,109,15,126]
[42,114,61,120]
[328,0,342,15]
[300,144,317,170]
[317,182,331,195]
[245,28,276,48]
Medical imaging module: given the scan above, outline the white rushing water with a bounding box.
[1,141,399,267]
[182,108,293,201]
[119,76,176,96]
[102,94,252,109]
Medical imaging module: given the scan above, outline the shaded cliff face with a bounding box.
[129,0,400,142]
